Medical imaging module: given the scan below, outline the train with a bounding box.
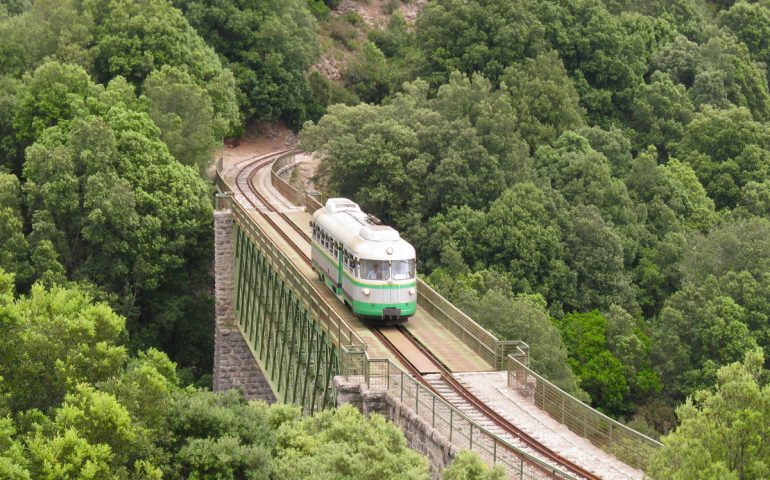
[310,198,417,322]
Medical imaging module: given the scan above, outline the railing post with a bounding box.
[415,383,419,415]
[432,395,436,428]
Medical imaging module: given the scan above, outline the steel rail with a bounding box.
[395,326,601,480]
[370,327,576,480]
[234,150,311,264]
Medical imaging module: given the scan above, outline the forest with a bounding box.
[0,0,768,478]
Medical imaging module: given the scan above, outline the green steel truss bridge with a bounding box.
[213,150,660,480]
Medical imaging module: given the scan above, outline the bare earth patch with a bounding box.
[208,121,297,181]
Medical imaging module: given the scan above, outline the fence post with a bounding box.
[432,395,436,428]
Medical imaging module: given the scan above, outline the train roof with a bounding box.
[313,198,415,260]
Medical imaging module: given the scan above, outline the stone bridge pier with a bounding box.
[213,197,276,402]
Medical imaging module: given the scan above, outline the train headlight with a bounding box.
[409,288,415,295]
[363,288,371,296]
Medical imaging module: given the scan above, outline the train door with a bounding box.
[336,243,343,295]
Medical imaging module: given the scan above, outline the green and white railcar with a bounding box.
[310,198,417,322]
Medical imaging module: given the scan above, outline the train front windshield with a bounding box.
[391,259,415,280]
[360,259,415,280]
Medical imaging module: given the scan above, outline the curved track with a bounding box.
[232,153,602,480]
[234,150,311,263]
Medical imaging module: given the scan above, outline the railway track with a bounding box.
[372,327,600,480]
[233,150,311,263]
[232,152,603,480]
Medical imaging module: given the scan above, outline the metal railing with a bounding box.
[270,152,306,205]
[507,355,660,470]
[342,354,577,480]
[216,156,366,350]
[417,280,522,370]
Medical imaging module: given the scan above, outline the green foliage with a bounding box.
[415,0,546,86]
[628,71,694,155]
[0,0,93,78]
[344,40,392,104]
[142,65,219,173]
[176,0,320,128]
[0,283,128,413]
[653,277,758,399]
[559,311,630,412]
[674,106,770,209]
[719,2,770,79]
[10,61,215,370]
[303,73,528,227]
[273,404,430,480]
[500,51,585,150]
[649,348,770,479]
[25,428,115,480]
[441,450,505,480]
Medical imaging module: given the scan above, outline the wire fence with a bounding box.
[342,355,578,480]
[507,356,661,469]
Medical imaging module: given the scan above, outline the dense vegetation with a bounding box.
[299,0,770,475]
[1,270,496,479]
[2,0,770,477]
[0,1,506,478]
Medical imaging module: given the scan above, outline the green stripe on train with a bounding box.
[311,244,417,290]
[344,294,417,317]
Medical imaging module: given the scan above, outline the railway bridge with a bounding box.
[212,150,660,480]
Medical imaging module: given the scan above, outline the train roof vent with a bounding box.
[359,225,400,242]
[325,198,361,214]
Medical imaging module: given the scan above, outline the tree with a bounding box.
[175,0,319,127]
[0,282,127,413]
[85,0,240,136]
[477,184,571,308]
[414,0,546,87]
[272,405,430,480]
[25,429,115,480]
[500,50,585,150]
[719,2,770,75]
[13,62,215,370]
[142,66,218,173]
[652,278,757,400]
[0,0,93,79]
[53,384,147,473]
[648,349,770,480]
[0,207,28,284]
[562,205,637,313]
[627,71,694,156]
[344,41,392,104]
[558,311,630,413]
[302,73,527,231]
[674,106,770,209]
[689,34,770,122]
[441,450,505,480]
